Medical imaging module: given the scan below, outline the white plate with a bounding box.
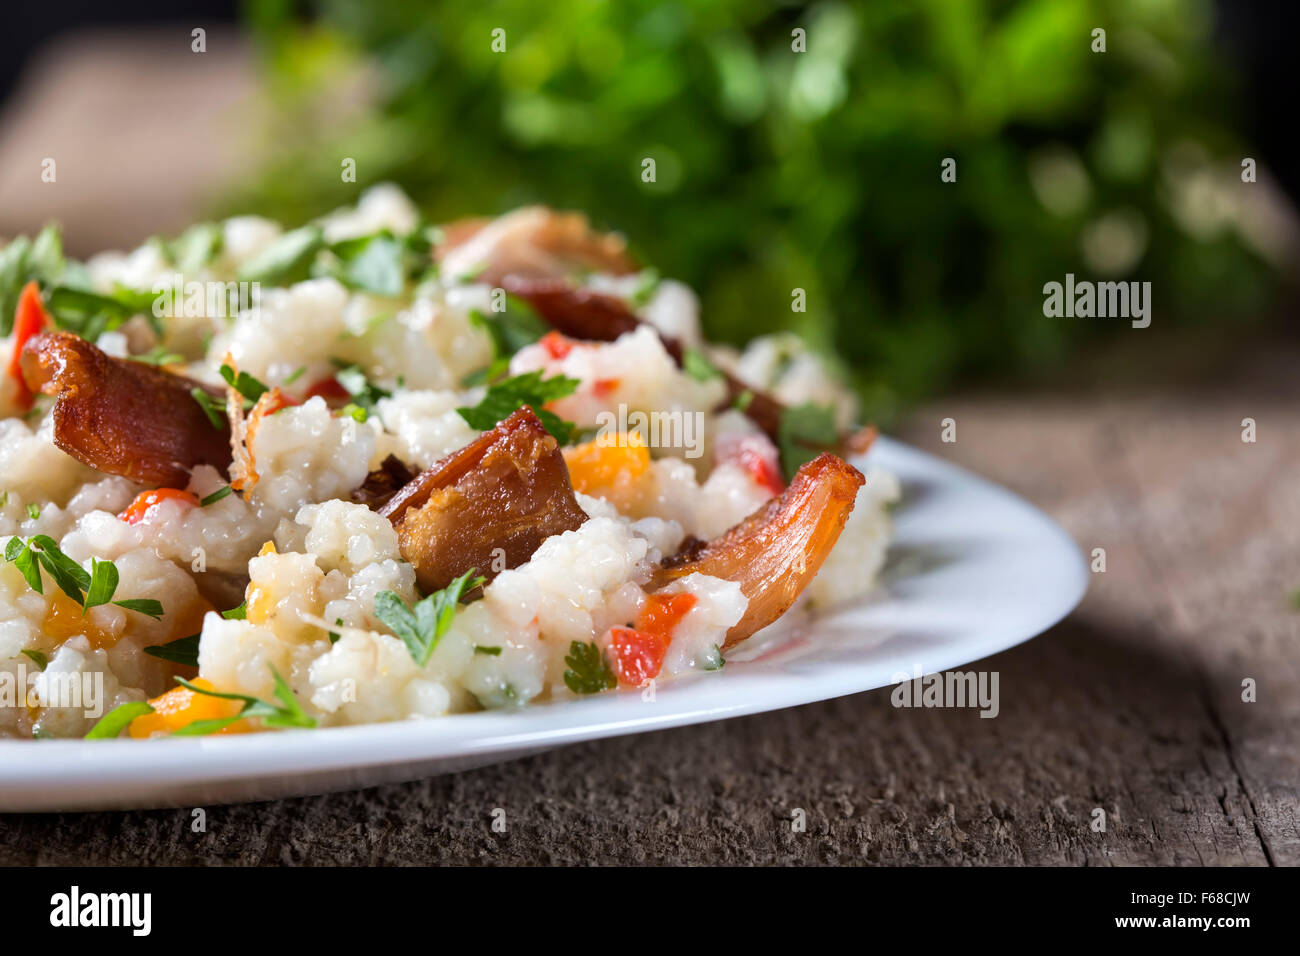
[0,437,1087,811]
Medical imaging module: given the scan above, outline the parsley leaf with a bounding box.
[2,536,164,618]
[375,568,484,667]
[330,360,391,417]
[171,666,315,735]
[683,347,722,382]
[237,225,323,285]
[628,268,661,307]
[83,558,119,615]
[20,649,47,670]
[84,701,155,739]
[777,402,840,482]
[191,387,226,429]
[222,601,247,620]
[563,641,617,694]
[200,486,233,507]
[143,633,200,668]
[318,233,405,296]
[219,363,269,403]
[468,301,547,361]
[167,222,224,274]
[456,370,580,444]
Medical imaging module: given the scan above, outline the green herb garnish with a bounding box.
[219,363,269,403]
[84,701,155,739]
[2,536,164,618]
[374,567,484,667]
[777,401,839,482]
[237,225,323,285]
[142,633,200,668]
[191,387,226,429]
[456,370,579,444]
[171,666,315,735]
[683,347,722,382]
[562,641,617,694]
[200,486,233,507]
[20,649,47,670]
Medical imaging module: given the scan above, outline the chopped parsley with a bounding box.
[132,345,185,366]
[190,387,226,429]
[473,645,502,656]
[563,641,617,694]
[25,503,40,521]
[219,363,269,403]
[468,301,547,362]
[374,567,484,667]
[683,347,722,382]
[0,224,65,335]
[237,225,324,285]
[142,633,200,668]
[2,535,164,619]
[628,268,661,307]
[20,649,47,670]
[199,486,233,507]
[732,389,754,412]
[330,360,391,419]
[777,401,840,482]
[171,667,315,735]
[84,701,155,739]
[456,370,580,444]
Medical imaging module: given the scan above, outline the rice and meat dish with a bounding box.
[0,186,899,739]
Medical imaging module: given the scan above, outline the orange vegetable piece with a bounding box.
[7,281,51,411]
[118,488,200,525]
[564,431,650,497]
[128,678,249,738]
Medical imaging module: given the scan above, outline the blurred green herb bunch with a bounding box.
[230,0,1284,419]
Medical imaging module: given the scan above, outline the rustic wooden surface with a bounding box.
[0,32,1295,866]
[2,349,1295,866]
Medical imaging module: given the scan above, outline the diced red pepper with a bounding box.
[118,488,200,525]
[260,389,300,416]
[637,592,698,639]
[605,592,699,686]
[606,626,671,687]
[303,377,350,404]
[540,330,573,360]
[7,281,51,411]
[592,377,619,398]
[738,444,785,497]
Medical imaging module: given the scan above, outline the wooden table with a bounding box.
[3,350,1294,865]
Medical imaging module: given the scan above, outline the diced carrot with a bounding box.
[605,626,671,687]
[7,281,51,411]
[563,431,650,496]
[118,488,200,525]
[592,377,620,398]
[540,330,573,359]
[128,678,249,738]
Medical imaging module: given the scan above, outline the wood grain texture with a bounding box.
[1,369,1295,866]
